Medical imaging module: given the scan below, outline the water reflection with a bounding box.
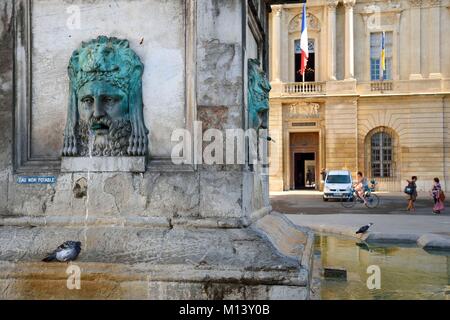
[447,259,450,300]
[315,234,450,300]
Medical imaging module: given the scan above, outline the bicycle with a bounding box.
[341,181,380,209]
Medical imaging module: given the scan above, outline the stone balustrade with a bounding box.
[370,81,394,92]
[283,82,325,94]
[271,79,450,97]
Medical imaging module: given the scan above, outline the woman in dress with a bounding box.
[431,178,445,214]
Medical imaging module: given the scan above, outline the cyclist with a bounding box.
[354,172,369,204]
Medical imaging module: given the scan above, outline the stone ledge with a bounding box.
[0,262,304,286]
[252,212,314,274]
[0,225,302,271]
[0,216,250,230]
[417,234,450,251]
[0,264,310,300]
[61,157,146,173]
[286,219,450,251]
[0,224,311,299]
[0,216,172,229]
[247,206,272,226]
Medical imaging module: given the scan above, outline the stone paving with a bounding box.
[271,191,450,250]
[271,190,445,216]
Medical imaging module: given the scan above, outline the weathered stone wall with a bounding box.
[0,0,270,226]
[0,0,13,215]
[357,95,449,192]
[324,98,358,175]
[0,2,312,301]
[196,0,270,223]
[31,0,186,159]
[445,96,450,191]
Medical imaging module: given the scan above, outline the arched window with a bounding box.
[371,132,393,178]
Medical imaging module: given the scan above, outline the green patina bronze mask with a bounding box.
[62,36,149,157]
[248,59,271,131]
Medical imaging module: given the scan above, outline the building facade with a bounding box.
[268,0,450,192]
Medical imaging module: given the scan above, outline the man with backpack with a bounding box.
[405,176,418,212]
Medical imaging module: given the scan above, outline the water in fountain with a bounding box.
[84,130,95,251]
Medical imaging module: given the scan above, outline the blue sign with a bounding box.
[17,176,57,185]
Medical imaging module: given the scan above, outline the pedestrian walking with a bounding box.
[405,176,418,212]
[430,178,445,214]
[320,168,328,182]
[320,168,327,191]
[306,169,313,187]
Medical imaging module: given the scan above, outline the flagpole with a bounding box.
[300,2,308,85]
[380,31,385,82]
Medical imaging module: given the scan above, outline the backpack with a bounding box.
[404,183,414,195]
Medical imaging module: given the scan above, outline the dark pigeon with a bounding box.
[43,241,82,262]
[356,223,374,235]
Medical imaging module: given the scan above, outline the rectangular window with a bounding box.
[370,32,393,81]
[294,39,315,54]
[294,39,316,82]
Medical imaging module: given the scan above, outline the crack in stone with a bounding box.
[104,175,123,215]
[41,185,57,214]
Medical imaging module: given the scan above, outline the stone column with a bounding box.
[428,0,441,79]
[271,5,283,82]
[0,0,13,214]
[409,0,423,79]
[327,0,339,80]
[344,0,356,80]
[393,13,402,81]
[361,14,371,81]
[268,101,284,192]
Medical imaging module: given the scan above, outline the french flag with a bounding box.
[299,3,309,77]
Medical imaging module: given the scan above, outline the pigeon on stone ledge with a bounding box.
[42,241,82,262]
[356,223,374,236]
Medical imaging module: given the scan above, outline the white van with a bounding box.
[323,170,353,201]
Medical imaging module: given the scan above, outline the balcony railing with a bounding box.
[273,79,448,97]
[370,81,394,92]
[283,82,325,95]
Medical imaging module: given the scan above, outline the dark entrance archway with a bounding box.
[290,132,319,190]
[294,152,315,189]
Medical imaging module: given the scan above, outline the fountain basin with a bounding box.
[314,233,450,300]
[0,214,314,300]
[0,261,306,300]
